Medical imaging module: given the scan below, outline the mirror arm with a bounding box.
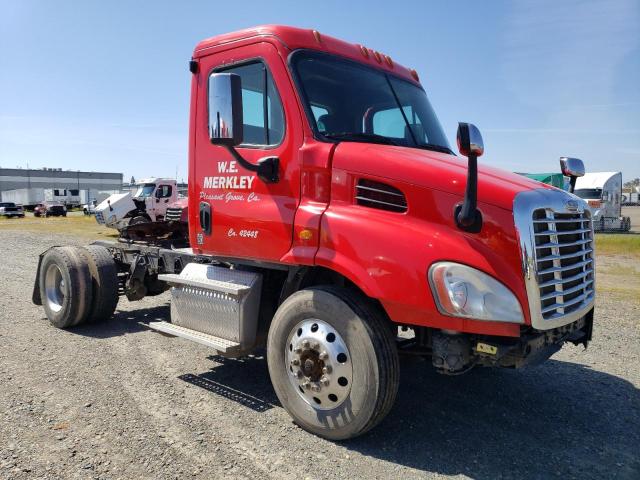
[568,176,577,194]
[455,154,482,233]
[221,144,280,184]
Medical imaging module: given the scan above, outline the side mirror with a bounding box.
[209,73,243,146]
[207,72,280,183]
[559,157,585,178]
[457,123,484,158]
[454,122,483,233]
[559,157,585,193]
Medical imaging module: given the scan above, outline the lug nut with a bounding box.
[312,342,320,350]
[311,384,321,392]
[319,351,328,360]
[322,365,332,374]
[291,358,300,366]
[293,347,302,354]
[302,340,310,348]
[303,381,311,390]
[321,376,330,386]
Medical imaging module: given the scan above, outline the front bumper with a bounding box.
[475,308,593,368]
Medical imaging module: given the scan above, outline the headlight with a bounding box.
[428,262,524,323]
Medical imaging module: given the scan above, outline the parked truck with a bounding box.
[33,26,595,440]
[517,172,568,191]
[574,172,631,232]
[621,190,639,206]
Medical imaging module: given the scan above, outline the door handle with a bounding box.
[199,202,212,235]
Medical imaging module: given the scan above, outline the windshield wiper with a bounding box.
[415,143,455,155]
[324,132,401,146]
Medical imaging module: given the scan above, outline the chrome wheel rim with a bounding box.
[44,264,65,313]
[286,319,353,410]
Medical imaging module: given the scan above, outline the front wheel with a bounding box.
[129,215,150,226]
[267,286,399,440]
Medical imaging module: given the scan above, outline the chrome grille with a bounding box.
[532,209,594,320]
[513,189,595,330]
[165,207,183,221]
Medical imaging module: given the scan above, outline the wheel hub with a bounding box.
[286,319,352,410]
[44,264,66,313]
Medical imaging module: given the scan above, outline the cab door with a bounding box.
[151,183,174,219]
[192,41,302,261]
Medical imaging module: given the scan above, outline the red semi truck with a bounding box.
[33,26,595,440]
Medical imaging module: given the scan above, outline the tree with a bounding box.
[130,175,136,185]
[623,178,639,189]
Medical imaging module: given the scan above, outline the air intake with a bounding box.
[356,179,407,213]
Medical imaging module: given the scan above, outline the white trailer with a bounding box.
[574,172,631,231]
[1,187,81,209]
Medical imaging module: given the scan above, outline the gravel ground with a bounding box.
[1,231,639,480]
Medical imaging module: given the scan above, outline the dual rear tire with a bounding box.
[39,245,119,328]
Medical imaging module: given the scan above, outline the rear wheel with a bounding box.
[79,245,119,323]
[39,246,92,328]
[267,286,399,440]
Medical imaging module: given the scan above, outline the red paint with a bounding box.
[188,25,545,337]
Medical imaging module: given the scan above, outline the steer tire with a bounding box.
[39,246,92,329]
[267,286,399,440]
[79,245,120,323]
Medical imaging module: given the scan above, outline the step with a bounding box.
[159,266,253,296]
[147,321,241,354]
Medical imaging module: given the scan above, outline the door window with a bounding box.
[155,185,173,198]
[212,61,285,146]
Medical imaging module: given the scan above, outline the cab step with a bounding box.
[148,321,241,354]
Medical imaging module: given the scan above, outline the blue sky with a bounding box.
[1,0,639,183]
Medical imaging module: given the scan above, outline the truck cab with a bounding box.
[95,178,177,229]
[34,26,596,440]
[574,172,631,231]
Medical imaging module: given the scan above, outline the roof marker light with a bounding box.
[312,30,322,43]
[359,45,369,58]
[384,55,393,67]
[373,51,382,63]
[410,69,420,81]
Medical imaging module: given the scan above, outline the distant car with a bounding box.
[34,202,67,217]
[83,200,98,215]
[0,202,25,218]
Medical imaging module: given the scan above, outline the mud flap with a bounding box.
[32,248,58,305]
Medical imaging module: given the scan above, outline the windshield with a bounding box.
[0,202,15,207]
[135,184,156,198]
[574,188,602,200]
[292,51,452,153]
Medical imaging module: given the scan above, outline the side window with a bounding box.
[156,185,172,198]
[372,106,425,142]
[213,61,285,146]
[311,104,330,132]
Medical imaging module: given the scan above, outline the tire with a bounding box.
[39,246,93,328]
[129,215,150,226]
[78,245,119,323]
[267,286,399,440]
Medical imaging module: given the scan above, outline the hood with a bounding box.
[333,143,550,211]
[97,192,130,208]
